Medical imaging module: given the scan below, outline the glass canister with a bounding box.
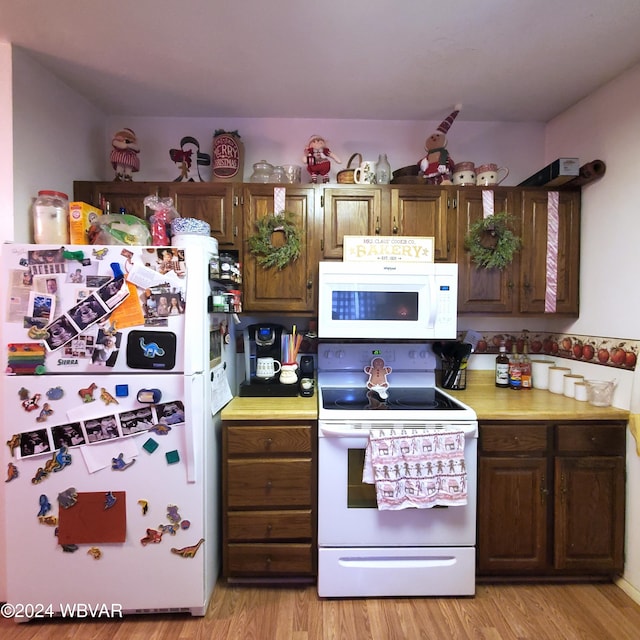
[32,190,69,244]
[270,166,286,183]
[250,160,274,183]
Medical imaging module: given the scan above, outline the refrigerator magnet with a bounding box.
[137,499,149,515]
[37,494,52,517]
[104,491,117,510]
[141,528,163,546]
[126,330,176,370]
[171,538,204,558]
[111,453,136,471]
[165,450,180,465]
[5,462,19,482]
[7,433,22,457]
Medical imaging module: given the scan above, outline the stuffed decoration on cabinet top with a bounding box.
[303,135,341,183]
[110,128,140,182]
[169,136,211,182]
[417,104,461,185]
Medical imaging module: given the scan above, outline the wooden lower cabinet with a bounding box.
[222,420,317,583]
[477,421,625,578]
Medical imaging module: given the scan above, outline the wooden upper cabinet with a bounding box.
[166,182,240,248]
[518,190,580,314]
[242,185,317,313]
[390,187,451,261]
[456,188,518,313]
[321,187,382,258]
[73,181,159,219]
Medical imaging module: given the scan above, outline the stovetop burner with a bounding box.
[321,386,465,412]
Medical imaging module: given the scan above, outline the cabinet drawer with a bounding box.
[227,510,313,541]
[227,543,314,575]
[480,423,548,454]
[556,424,625,455]
[227,459,312,507]
[227,425,311,454]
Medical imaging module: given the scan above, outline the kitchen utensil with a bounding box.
[584,379,616,407]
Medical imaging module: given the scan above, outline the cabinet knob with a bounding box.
[266,523,273,533]
[265,480,273,490]
[375,217,381,235]
[392,217,398,234]
[264,438,273,449]
[307,279,313,290]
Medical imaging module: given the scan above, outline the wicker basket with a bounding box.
[337,153,362,184]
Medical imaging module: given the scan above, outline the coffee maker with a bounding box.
[239,323,299,396]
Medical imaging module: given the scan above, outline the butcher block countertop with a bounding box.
[221,392,318,420]
[221,372,630,422]
[446,371,630,421]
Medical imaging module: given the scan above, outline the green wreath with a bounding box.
[248,213,303,270]
[464,212,522,270]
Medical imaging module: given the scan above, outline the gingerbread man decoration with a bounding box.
[364,357,392,400]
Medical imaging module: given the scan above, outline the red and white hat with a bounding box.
[437,104,462,135]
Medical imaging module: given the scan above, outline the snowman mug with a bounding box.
[475,164,509,186]
[452,161,476,186]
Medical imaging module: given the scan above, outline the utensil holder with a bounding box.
[439,365,466,390]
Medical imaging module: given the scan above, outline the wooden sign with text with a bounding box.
[343,235,435,263]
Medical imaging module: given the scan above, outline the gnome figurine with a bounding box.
[110,128,140,181]
[418,104,462,185]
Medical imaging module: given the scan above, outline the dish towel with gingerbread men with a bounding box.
[362,426,467,510]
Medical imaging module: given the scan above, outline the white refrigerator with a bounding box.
[0,237,233,618]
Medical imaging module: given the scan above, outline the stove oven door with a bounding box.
[317,423,477,547]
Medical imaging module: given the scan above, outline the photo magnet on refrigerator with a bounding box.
[126,330,177,370]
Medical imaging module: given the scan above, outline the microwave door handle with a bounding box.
[426,274,437,329]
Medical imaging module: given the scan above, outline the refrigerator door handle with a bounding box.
[184,374,204,483]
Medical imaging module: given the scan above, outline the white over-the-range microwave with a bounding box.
[317,261,458,340]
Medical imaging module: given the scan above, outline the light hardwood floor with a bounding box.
[2,581,640,639]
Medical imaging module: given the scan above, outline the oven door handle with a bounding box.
[319,423,367,437]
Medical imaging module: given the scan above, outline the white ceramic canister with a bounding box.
[531,359,554,390]
[574,382,588,402]
[563,374,585,398]
[548,366,571,394]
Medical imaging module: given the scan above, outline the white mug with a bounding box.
[476,163,509,186]
[256,357,281,379]
[353,160,377,184]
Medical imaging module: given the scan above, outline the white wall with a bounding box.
[101,116,545,187]
[545,63,640,595]
[0,42,14,244]
[12,47,105,243]
[0,39,12,602]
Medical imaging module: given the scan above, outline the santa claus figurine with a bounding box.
[418,104,462,185]
[110,128,140,181]
[303,135,341,183]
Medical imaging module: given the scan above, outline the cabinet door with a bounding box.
[73,181,159,219]
[477,457,549,574]
[321,187,382,258]
[554,456,625,572]
[390,187,451,261]
[242,185,317,312]
[456,188,519,313]
[165,182,240,248]
[518,190,580,314]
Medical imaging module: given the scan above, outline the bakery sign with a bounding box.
[343,235,435,263]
